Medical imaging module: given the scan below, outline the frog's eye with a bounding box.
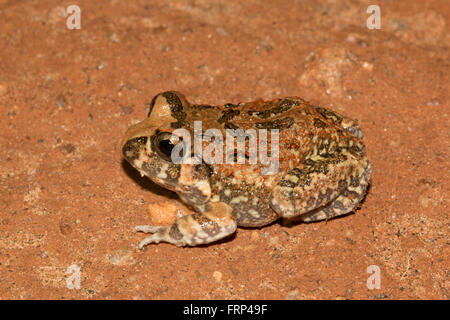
[152,132,178,162]
[158,139,174,160]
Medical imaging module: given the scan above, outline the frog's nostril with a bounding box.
[134,136,148,145]
[123,136,148,160]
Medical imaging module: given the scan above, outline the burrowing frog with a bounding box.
[122,91,371,248]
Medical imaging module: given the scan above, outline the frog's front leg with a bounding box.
[135,202,237,248]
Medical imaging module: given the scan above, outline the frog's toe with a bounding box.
[138,236,157,249]
[138,234,186,249]
[134,225,165,233]
[135,225,187,249]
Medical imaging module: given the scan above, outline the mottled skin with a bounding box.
[122,91,371,248]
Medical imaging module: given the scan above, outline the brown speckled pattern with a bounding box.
[122,92,371,246]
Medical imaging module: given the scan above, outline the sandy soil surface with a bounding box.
[0,0,448,299]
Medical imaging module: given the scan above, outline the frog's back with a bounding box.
[183,96,365,176]
[182,97,367,227]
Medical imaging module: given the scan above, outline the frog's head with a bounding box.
[121,91,212,206]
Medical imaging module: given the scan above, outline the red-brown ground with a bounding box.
[0,0,448,299]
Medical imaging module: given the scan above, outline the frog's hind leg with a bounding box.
[135,202,237,248]
[270,143,371,221]
[301,160,371,222]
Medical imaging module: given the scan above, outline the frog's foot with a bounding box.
[134,202,237,248]
[301,160,371,222]
[134,225,179,248]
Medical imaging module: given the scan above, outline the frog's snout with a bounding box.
[122,136,148,164]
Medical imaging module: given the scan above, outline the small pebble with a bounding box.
[59,221,72,235]
[426,100,439,106]
[286,289,299,300]
[213,271,223,282]
[250,231,259,242]
[97,62,107,70]
[362,62,373,71]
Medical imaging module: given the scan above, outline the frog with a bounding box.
[122,91,371,248]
